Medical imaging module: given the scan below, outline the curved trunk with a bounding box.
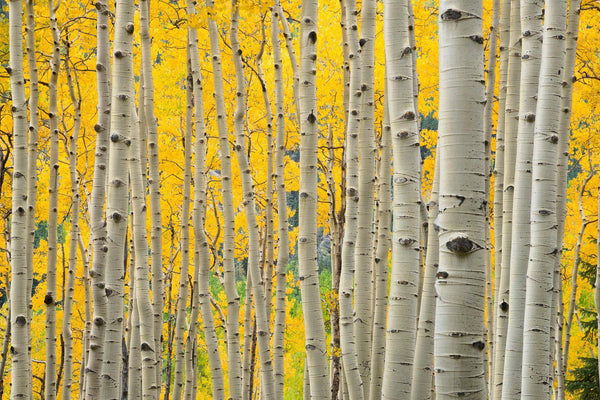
[435,1,486,398]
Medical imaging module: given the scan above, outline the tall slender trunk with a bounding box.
[84,0,111,394]
[139,0,164,380]
[500,1,543,398]
[61,52,82,400]
[596,187,600,389]
[99,0,135,394]
[339,0,364,396]
[185,3,225,397]
[46,0,62,397]
[271,5,290,399]
[298,0,329,397]
[78,235,91,400]
[382,0,420,397]
[354,2,377,393]
[205,2,243,397]
[435,1,486,398]
[520,0,567,396]
[8,0,31,391]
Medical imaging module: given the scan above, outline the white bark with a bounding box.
[435,1,486,398]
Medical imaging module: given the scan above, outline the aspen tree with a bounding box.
[382,0,421,397]
[172,44,194,400]
[271,5,290,398]
[482,0,499,384]
[205,1,243,397]
[298,0,329,397]
[596,187,600,387]
[520,0,567,396]
[339,0,364,396]
[61,52,82,400]
[8,0,32,392]
[555,1,582,393]
[99,0,135,394]
[139,0,164,377]
[500,1,543,397]
[242,270,254,400]
[229,3,276,397]
[78,234,92,400]
[84,0,111,393]
[435,0,486,398]
[46,0,61,396]
[129,91,159,400]
[493,1,522,395]
[369,103,391,400]
[354,1,377,391]
[412,150,440,400]
[185,1,225,396]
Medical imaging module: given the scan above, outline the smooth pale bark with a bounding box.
[62,55,82,400]
[229,3,275,397]
[382,0,420,397]
[520,0,567,396]
[435,1,486,398]
[205,2,243,398]
[596,188,600,388]
[493,1,522,395]
[139,0,163,379]
[130,95,158,400]
[99,0,135,395]
[483,0,499,387]
[561,172,593,384]
[84,0,111,394]
[241,270,254,400]
[411,150,440,400]
[46,0,61,397]
[354,1,376,393]
[8,0,31,393]
[500,1,543,398]
[78,235,91,400]
[554,1,582,395]
[271,5,290,399]
[298,0,329,398]
[185,3,225,397]
[369,104,391,400]
[339,0,364,396]
[172,47,194,400]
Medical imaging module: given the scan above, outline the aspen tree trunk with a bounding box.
[520,0,567,396]
[171,50,194,400]
[554,1,582,393]
[78,235,91,400]
[24,3,39,366]
[229,3,276,397]
[205,2,243,397]
[46,0,61,396]
[492,0,510,350]
[61,54,82,400]
[339,0,364,396]
[99,0,135,394]
[411,149,440,400]
[84,0,111,393]
[493,1,522,395]
[8,0,32,392]
[435,1,486,398]
[242,270,254,400]
[271,6,290,398]
[382,0,421,397]
[500,1,543,398]
[483,0,499,386]
[127,294,142,400]
[368,103,391,400]
[185,2,225,396]
[139,0,164,379]
[298,0,329,397]
[555,277,565,400]
[561,173,593,382]
[130,97,159,400]
[276,4,300,120]
[354,1,376,392]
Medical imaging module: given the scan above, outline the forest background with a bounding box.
[1,0,600,398]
